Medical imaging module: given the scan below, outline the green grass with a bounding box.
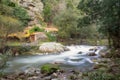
[7,41,23,46]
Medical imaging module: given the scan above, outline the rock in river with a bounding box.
[87,52,96,56]
[39,42,69,53]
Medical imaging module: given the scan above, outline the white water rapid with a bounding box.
[2,45,106,73]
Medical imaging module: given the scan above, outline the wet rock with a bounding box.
[99,50,110,57]
[99,48,109,57]
[93,63,108,69]
[51,73,58,79]
[43,76,51,80]
[24,67,40,75]
[87,52,96,56]
[69,70,78,74]
[27,76,40,80]
[89,47,98,52]
[39,42,69,53]
[99,52,106,57]
[51,59,65,65]
[51,61,63,65]
[51,78,59,80]
[77,51,82,54]
[69,74,78,80]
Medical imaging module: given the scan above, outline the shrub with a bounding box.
[13,5,30,26]
[46,32,56,41]
[84,71,115,80]
[29,26,44,34]
[0,71,5,77]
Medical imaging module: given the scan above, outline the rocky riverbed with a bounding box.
[1,45,115,80]
[1,58,120,80]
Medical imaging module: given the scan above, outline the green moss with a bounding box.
[41,64,60,75]
[0,72,5,78]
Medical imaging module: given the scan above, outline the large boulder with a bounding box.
[87,52,96,56]
[24,67,40,75]
[39,42,69,53]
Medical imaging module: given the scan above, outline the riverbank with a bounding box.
[1,44,118,80]
[0,58,120,80]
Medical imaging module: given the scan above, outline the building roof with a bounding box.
[45,27,58,32]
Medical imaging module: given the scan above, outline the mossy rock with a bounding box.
[94,63,108,69]
[41,64,60,75]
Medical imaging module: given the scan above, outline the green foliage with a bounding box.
[0,71,5,77]
[29,26,44,34]
[0,0,30,26]
[42,0,63,23]
[19,46,32,53]
[86,71,115,80]
[77,0,120,48]
[13,6,30,26]
[0,55,7,67]
[65,0,74,9]
[0,15,22,37]
[53,9,79,39]
[0,3,13,16]
[46,32,56,41]
[41,64,59,74]
[9,46,36,55]
[0,0,11,5]
[43,3,52,23]
[0,0,29,40]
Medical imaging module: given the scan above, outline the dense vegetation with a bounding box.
[42,0,102,43]
[0,0,30,48]
[77,0,120,57]
[0,0,120,79]
[0,0,119,55]
[77,0,120,49]
[0,0,119,54]
[42,0,119,51]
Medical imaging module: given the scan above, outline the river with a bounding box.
[1,45,106,73]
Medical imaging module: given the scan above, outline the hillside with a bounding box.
[11,0,44,26]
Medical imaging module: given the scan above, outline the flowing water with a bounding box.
[1,45,106,73]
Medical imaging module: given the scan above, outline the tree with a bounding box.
[0,0,29,48]
[77,0,120,49]
[13,6,30,26]
[42,0,66,25]
[53,9,79,39]
[43,2,52,24]
[0,15,22,47]
[0,0,30,26]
